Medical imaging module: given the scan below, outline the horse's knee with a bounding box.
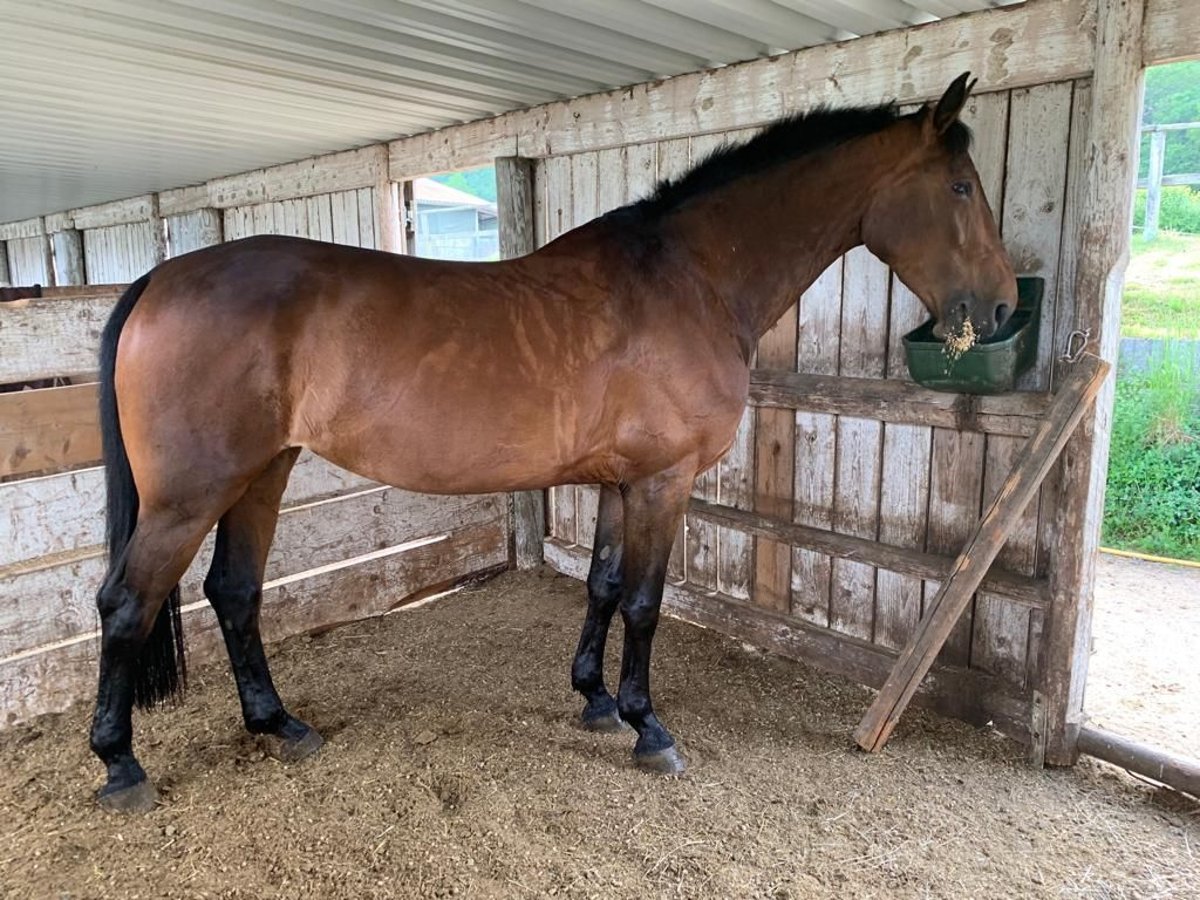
[203,572,261,629]
[586,547,622,609]
[95,583,150,648]
[620,589,661,633]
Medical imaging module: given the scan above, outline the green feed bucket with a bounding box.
[902,276,1043,395]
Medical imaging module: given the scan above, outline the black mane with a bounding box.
[616,103,971,223]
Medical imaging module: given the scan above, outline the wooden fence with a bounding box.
[0,289,507,728]
[1138,121,1200,240]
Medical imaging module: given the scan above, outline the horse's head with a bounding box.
[861,73,1017,341]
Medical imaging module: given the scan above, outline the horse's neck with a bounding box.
[667,135,895,345]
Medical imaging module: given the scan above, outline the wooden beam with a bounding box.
[689,498,1047,608]
[1041,0,1145,768]
[1145,0,1200,65]
[0,382,100,479]
[0,218,45,241]
[0,293,119,384]
[69,195,156,230]
[749,369,1052,437]
[389,0,1095,177]
[544,539,1033,746]
[50,229,85,286]
[1078,724,1200,799]
[1,517,508,727]
[0,241,10,287]
[495,156,545,570]
[373,145,403,255]
[854,354,1110,754]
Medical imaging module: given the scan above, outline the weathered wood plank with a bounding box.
[205,145,385,211]
[754,305,798,614]
[69,195,155,231]
[388,0,1094,176]
[0,451,374,570]
[0,382,100,479]
[167,208,222,256]
[3,236,51,291]
[792,260,842,626]
[831,247,888,641]
[0,293,118,384]
[1002,81,1073,392]
[1145,0,1200,65]
[1042,0,1143,767]
[0,218,46,241]
[0,518,508,727]
[545,540,1032,747]
[855,354,1109,753]
[688,499,1046,608]
[51,229,85,286]
[925,429,986,666]
[749,370,1053,437]
[0,490,505,661]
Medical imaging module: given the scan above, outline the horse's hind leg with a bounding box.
[92,501,231,812]
[571,483,626,732]
[202,449,321,762]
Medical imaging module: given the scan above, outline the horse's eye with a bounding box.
[951,181,973,197]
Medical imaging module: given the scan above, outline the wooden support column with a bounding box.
[149,195,167,265]
[1041,0,1145,767]
[496,157,545,569]
[0,241,10,286]
[38,218,55,288]
[51,229,85,285]
[1143,130,1166,240]
[373,145,403,254]
[753,308,798,613]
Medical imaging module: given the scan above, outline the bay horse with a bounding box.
[91,73,1015,811]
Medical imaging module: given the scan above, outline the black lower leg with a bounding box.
[616,586,675,756]
[90,582,151,796]
[571,485,625,729]
[204,568,309,746]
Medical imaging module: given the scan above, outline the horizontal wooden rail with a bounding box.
[544,539,1033,747]
[0,382,100,478]
[688,499,1048,608]
[749,370,1052,438]
[0,292,119,384]
[1136,173,1200,188]
[1078,724,1200,799]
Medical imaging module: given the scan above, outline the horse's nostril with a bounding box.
[957,301,970,320]
[995,303,1011,327]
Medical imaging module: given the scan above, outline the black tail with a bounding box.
[99,273,187,709]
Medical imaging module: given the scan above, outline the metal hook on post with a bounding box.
[1061,329,1092,364]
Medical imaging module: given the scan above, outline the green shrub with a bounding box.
[1132,186,1200,234]
[1103,346,1200,560]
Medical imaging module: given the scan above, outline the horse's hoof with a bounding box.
[634,744,687,775]
[581,708,629,734]
[260,725,324,764]
[97,778,159,814]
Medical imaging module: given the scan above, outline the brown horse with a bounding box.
[90,73,1015,811]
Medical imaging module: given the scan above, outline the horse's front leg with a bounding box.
[571,484,626,732]
[616,463,694,774]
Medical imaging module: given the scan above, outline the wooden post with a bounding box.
[1078,724,1200,799]
[149,195,167,266]
[855,355,1110,754]
[1143,129,1166,240]
[1040,0,1144,767]
[373,146,403,254]
[51,229,85,285]
[0,241,10,286]
[496,157,545,569]
[401,180,416,256]
[753,308,798,613]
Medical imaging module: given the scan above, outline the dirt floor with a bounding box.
[1087,554,1200,760]
[2,569,1197,900]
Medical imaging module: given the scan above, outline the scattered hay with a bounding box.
[942,319,978,361]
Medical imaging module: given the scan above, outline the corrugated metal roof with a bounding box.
[0,0,1019,223]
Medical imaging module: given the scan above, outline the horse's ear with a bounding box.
[930,72,977,135]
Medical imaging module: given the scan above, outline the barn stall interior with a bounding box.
[1,0,1198,896]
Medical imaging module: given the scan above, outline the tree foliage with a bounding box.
[430,168,498,203]
[1139,61,1200,178]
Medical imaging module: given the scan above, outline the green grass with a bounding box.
[1103,236,1200,561]
[1120,232,1200,339]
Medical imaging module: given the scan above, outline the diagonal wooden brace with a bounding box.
[854,353,1110,753]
